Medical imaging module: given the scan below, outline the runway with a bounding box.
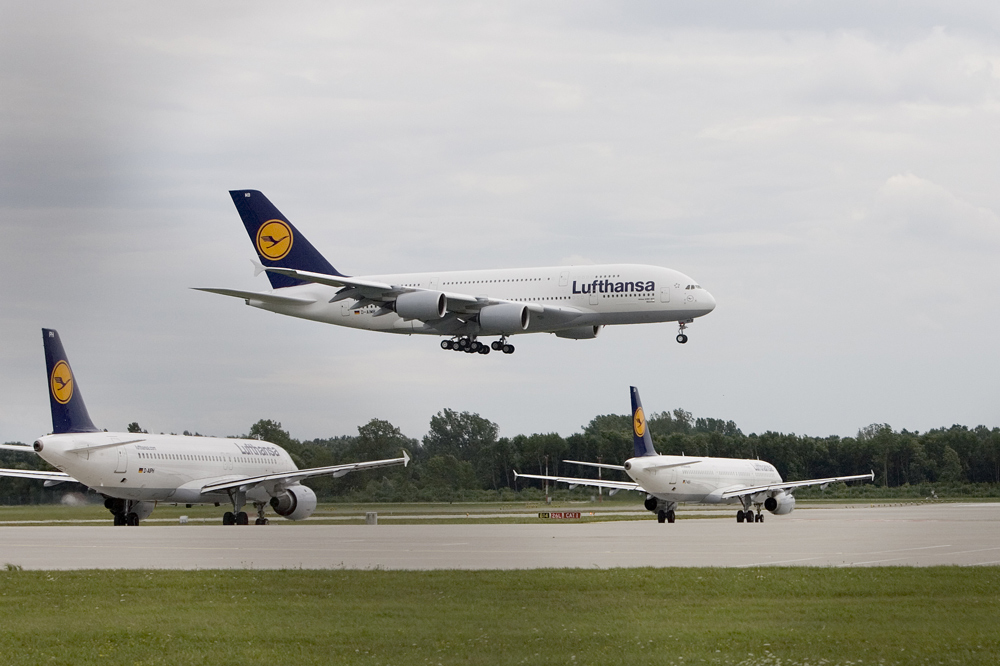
[1,503,998,570]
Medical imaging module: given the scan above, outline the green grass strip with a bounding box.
[0,567,996,665]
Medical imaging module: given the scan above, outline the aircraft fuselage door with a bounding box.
[115,447,128,474]
[429,277,440,289]
[660,287,670,303]
[559,271,569,287]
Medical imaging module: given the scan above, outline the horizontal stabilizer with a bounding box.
[193,287,317,306]
[0,467,77,483]
[513,470,641,492]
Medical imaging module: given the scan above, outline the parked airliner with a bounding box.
[0,329,409,526]
[515,387,874,523]
[197,190,716,355]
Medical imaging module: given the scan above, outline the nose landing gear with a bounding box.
[676,319,692,344]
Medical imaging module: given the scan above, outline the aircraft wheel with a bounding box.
[458,338,470,349]
[502,344,514,354]
[746,513,755,526]
[757,513,764,523]
[736,510,745,523]
[255,518,269,525]
[126,513,139,526]
[666,510,676,524]
[441,340,452,350]
[237,512,249,525]
[676,334,688,344]
[470,341,481,352]
[223,511,235,525]
[657,510,666,524]
[479,345,490,354]
[113,512,126,526]
[491,341,502,351]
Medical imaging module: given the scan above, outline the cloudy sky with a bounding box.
[2,2,999,447]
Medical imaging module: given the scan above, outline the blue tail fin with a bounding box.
[229,190,344,289]
[630,386,657,457]
[42,329,99,434]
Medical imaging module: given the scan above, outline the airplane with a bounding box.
[196,190,716,355]
[0,329,409,526]
[514,387,874,524]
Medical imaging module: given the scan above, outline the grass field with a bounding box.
[0,567,996,665]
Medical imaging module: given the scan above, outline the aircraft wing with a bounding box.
[719,471,875,499]
[193,287,317,306]
[262,266,587,323]
[199,451,410,495]
[514,470,641,492]
[0,467,78,483]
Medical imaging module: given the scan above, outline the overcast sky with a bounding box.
[2,2,999,447]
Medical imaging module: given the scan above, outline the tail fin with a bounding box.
[630,386,657,457]
[42,329,99,434]
[229,190,344,289]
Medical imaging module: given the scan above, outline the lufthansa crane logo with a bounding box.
[50,360,74,405]
[633,407,646,438]
[255,220,293,261]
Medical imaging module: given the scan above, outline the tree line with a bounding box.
[3,408,999,504]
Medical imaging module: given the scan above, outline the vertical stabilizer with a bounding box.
[42,329,99,434]
[630,386,658,457]
[229,190,343,289]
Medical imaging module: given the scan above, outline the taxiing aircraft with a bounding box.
[515,387,874,523]
[0,329,409,526]
[197,190,716,355]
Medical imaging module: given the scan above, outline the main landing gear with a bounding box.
[676,319,693,344]
[222,490,269,525]
[440,336,515,355]
[106,498,140,526]
[736,497,764,524]
[645,496,678,524]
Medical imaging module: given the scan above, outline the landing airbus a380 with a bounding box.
[515,387,874,524]
[0,329,408,526]
[197,190,716,355]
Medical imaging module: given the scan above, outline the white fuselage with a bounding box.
[253,263,714,336]
[34,432,298,505]
[626,455,783,504]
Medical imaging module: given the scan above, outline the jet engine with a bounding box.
[395,291,446,320]
[554,325,603,340]
[764,492,795,515]
[644,495,658,512]
[269,485,318,521]
[478,304,530,334]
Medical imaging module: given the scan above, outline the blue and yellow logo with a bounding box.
[255,219,293,261]
[633,407,646,438]
[50,360,74,405]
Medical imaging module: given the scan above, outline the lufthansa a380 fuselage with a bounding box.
[247,264,714,338]
[199,191,715,353]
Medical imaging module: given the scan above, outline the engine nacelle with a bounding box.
[764,492,796,515]
[478,304,530,334]
[395,291,446,320]
[554,325,603,340]
[644,495,658,512]
[269,485,318,521]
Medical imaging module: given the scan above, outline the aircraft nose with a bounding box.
[702,289,716,312]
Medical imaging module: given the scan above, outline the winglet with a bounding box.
[42,329,100,434]
[403,450,411,467]
[630,386,658,457]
